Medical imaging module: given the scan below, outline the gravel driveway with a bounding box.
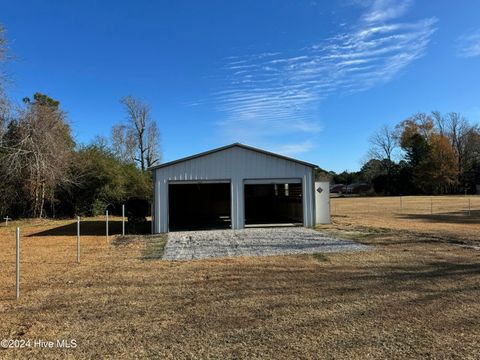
[163,227,369,260]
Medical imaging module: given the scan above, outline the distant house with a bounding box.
[346,183,371,195]
[330,184,346,194]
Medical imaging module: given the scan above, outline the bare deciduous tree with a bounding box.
[368,124,398,164]
[146,121,161,168]
[431,111,475,181]
[1,94,75,217]
[366,124,399,194]
[0,24,6,62]
[118,95,161,170]
[0,24,9,140]
[446,112,469,171]
[111,124,136,163]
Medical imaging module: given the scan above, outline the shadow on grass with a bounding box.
[28,221,150,237]
[350,261,480,284]
[349,231,450,247]
[29,220,123,236]
[0,293,16,301]
[397,210,480,224]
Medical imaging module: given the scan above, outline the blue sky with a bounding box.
[1,0,479,172]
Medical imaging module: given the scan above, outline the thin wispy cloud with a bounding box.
[273,140,315,156]
[212,0,437,154]
[456,29,480,58]
[361,0,413,23]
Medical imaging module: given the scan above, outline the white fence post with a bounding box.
[122,204,125,236]
[106,210,109,240]
[77,216,80,263]
[16,227,20,300]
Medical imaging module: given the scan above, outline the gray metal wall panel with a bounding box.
[153,146,315,233]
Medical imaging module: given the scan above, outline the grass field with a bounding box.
[331,195,480,242]
[1,197,479,359]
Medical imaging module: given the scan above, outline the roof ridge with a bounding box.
[148,143,317,170]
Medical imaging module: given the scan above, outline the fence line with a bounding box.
[3,207,129,299]
[16,227,20,300]
[331,195,480,216]
[122,204,125,236]
[77,216,80,263]
[106,210,109,241]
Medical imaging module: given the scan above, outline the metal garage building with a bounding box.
[150,143,320,233]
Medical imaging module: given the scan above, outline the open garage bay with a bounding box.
[168,183,231,231]
[244,183,303,226]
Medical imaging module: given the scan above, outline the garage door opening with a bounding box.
[244,182,303,226]
[168,183,231,231]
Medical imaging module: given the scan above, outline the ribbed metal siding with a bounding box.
[153,146,315,233]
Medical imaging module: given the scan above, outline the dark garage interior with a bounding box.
[168,183,231,231]
[244,183,303,226]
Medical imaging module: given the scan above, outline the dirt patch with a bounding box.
[112,235,138,247]
[141,235,167,260]
[311,253,329,262]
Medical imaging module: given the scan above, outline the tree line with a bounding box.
[0,23,161,218]
[320,112,480,195]
[0,91,161,218]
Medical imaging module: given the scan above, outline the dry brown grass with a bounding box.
[1,203,479,359]
[331,195,480,243]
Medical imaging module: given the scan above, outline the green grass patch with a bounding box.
[312,253,329,262]
[112,235,138,247]
[141,235,167,260]
[316,226,392,242]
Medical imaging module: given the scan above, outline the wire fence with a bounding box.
[0,210,131,300]
[331,195,480,217]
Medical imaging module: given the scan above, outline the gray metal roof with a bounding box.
[148,143,318,171]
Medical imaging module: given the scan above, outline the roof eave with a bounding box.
[148,143,318,171]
